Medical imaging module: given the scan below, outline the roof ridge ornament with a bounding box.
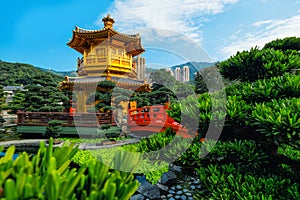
[102,13,115,29]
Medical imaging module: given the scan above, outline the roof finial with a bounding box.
[102,13,115,29]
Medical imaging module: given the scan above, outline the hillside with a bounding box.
[38,68,77,77]
[0,60,64,86]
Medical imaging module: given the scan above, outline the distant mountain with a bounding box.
[38,68,77,77]
[146,68,158,74]
[0,60,64,86]
[170,61,214,81]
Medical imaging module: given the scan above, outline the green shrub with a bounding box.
[225,95,251,128]
[218,47,300,82]
[0,138,138,200]
[195,163,299,200]
[278,144,300,161]
[44,120,63,138]
[250,98,300,146]
[130,128,176,153]
[176,140,268,170]
[226,74,300,104]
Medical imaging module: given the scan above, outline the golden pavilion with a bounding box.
[60,14,150,113]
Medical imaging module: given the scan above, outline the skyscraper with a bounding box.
[134,55,146,80]
[174,67,181,82]
[182,65,190,82]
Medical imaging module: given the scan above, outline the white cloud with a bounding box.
[252,20,273,27]
[96,0,239,44]
[219,14,300,59]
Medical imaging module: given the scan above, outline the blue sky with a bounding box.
[0,0,299,71]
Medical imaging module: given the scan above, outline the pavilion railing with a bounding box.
[17,111,116,127]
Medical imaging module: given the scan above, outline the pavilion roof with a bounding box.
[67,14,145,56]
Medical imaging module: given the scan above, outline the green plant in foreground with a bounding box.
[0,138,138,200]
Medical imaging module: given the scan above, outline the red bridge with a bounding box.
[127,105,190,138]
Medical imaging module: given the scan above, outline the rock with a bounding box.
[137,181,161,199]
[167,194,173,198]
[169,190,175,194]
[170,165,182,173]
[160,171,177,185]
[169,198,175,200]
[186,193,192,197]
[176,191,183,195]
[190,185,196,190]
[156,182,168,192]
[183,189,189,193]
[188,197,194,200]
[176,185,182,190]
[174,195,181,199]
[130,194,145,200]
[171,186,175,190]
[193,180,199,185]
[181,195,187,200]
[161,195,167,199]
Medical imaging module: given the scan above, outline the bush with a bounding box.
[44,120,63,138]
[176,140,268,170]
[218,47,300,82]
[250,98,300,146]
[226,74,300,104]
[195,163,299,200]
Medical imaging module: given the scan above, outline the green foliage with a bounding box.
[218,47,300,82]
[195,163,299,200]
[225,95,251,128]
[21,74,69,112]
[139,161,169,184]
[150,69,177,88]
[250,98,300,146]
[226,74,300,104]
[168,92,226,138]
[87,81,116,112]
[0,116,5,124]
[0,61,63,86]
[44,120,63,138]
[194,71,208,94]
[0,138,138,200]
[131,83,177,108]
[7,90,25,114]
[131,128,176,153]
[263,36,300,51]
[176,140,268,169]
[278,144,300,161]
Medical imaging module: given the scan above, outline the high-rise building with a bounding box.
[134,55,146,80]
[166,68,174,76]
[182,65,190,82]
[174,67,181,82]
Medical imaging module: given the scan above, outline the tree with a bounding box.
[217,47,300,82]
[22,75,69,112]
[0,60,63,86]
[194,72,208,94]
[86,81,116,112]
[263,37,300,51]
[150,69,177,89]
[8,90,25,113]
[44,120,63,139]
[0,85,6,111]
